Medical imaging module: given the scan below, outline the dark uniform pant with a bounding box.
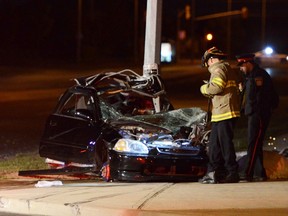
[209,117,238,175]
[244,112,271,178]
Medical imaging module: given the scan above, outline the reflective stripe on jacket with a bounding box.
[200,61,242,122]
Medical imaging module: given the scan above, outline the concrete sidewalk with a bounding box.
[0,179,287,216]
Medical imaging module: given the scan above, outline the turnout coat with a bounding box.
[200,60,242,122]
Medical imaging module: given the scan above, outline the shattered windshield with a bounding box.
[100,99,207,134]
[131,108,207,134]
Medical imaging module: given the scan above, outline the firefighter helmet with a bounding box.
[202,47,227,67]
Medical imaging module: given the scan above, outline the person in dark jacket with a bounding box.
[236,53,279,182]
[199,47,242,184]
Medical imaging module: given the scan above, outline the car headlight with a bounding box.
[113,139,149,154]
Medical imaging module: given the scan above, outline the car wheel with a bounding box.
[94,142,112,181]
[100,162,111,182]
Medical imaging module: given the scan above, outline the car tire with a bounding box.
[94,142,111,180]
[100,162,111,182]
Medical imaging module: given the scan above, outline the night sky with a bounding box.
[0,0,287,66]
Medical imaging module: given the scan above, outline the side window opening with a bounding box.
[58,92,95,121]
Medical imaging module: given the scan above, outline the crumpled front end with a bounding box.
[107,111,210,181]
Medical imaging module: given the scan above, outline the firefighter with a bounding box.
[199,47,242,184]
[236,53,279,181]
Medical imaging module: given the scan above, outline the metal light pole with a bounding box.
[143,0,163,113]
[261,0,267,48]
[143,0,162,77]
[134,0,139,64]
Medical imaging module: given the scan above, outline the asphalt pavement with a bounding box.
[0,178,287,216]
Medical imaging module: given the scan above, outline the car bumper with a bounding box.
[109,151,208,182]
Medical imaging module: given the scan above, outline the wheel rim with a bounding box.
[100,162,111,181]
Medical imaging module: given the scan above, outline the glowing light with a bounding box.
[161,42,173,63]
[264,47,273,55]
[206,33,213,41]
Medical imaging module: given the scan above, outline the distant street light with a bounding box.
[241,7,248,19]
[261,0,267,47]
[206,33,213,41]
[176,4,191,62]
[204,33,213,50]
[185,5,191,20]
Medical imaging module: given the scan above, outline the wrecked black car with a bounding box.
[39,69,210,182]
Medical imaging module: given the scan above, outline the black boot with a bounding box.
[219,173,240,183]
